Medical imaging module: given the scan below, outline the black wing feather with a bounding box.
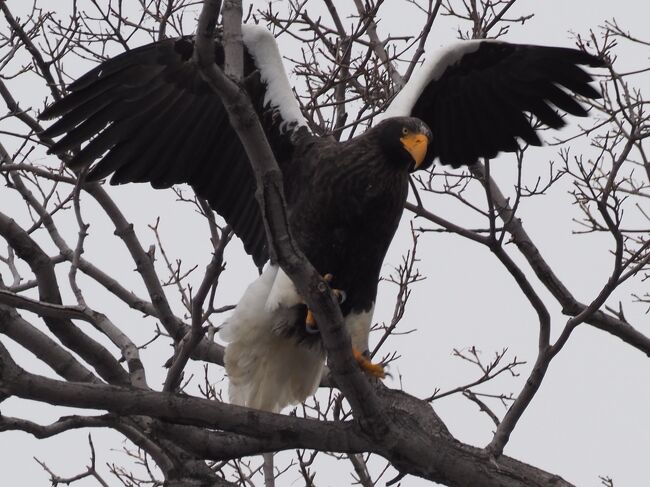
[40,30,305,268]
[405,41,604,168]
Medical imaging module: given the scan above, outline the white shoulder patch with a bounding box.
[241,25,307,129]
[378,40,485,120]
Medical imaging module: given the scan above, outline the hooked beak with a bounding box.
[400,132,429,170]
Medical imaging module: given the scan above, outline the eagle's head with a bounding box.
[374,117,432,172]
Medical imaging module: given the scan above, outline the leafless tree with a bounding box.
[0,1,647,486]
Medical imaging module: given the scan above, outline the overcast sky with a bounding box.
[1,1,649,486]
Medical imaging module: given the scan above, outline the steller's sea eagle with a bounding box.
[40,25,603,413]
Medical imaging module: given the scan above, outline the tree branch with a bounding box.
[194,0,386,432]
[0,211,130,385]
[0,343,575,487]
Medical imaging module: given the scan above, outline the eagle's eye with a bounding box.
[401,127,410,136]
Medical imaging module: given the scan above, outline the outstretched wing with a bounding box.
[40,25,308,268]
[381,41,604,168]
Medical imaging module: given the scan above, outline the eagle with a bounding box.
[40,25,603,413]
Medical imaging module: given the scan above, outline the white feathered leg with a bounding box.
[346,305,375,354]
[220,265,325,413]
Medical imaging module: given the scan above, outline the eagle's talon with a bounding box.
[333,289,346,304]
[352,347,386,379]
[304,273,346,332]
[305,309,319,334]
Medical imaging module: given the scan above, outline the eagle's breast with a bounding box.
[287,137,410,315]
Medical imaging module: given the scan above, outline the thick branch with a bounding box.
[0,347,574,487]
[194,0,385,431]
[0,303,100,384]
[0,212,129,385]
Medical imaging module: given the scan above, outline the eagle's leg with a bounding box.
[305,273,345,333]
[352,347,386,379]
[303,275,384,378]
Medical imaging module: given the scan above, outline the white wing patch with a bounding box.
[241,25,307,130]
[378,40,485,120]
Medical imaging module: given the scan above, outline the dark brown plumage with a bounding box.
[286,118,428,316]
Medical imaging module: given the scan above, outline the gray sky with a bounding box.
[1,1,648,485]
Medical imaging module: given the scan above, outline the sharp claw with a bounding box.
[305,309,319,334]
[303,273,346,333]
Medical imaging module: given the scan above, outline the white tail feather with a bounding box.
[220,265,325,413]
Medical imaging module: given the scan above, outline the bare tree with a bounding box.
[0,1,647,486]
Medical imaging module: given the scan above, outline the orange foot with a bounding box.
[353,347,385,379]
[305,273,346,333]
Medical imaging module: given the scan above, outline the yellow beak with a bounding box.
[400,132,429,169]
